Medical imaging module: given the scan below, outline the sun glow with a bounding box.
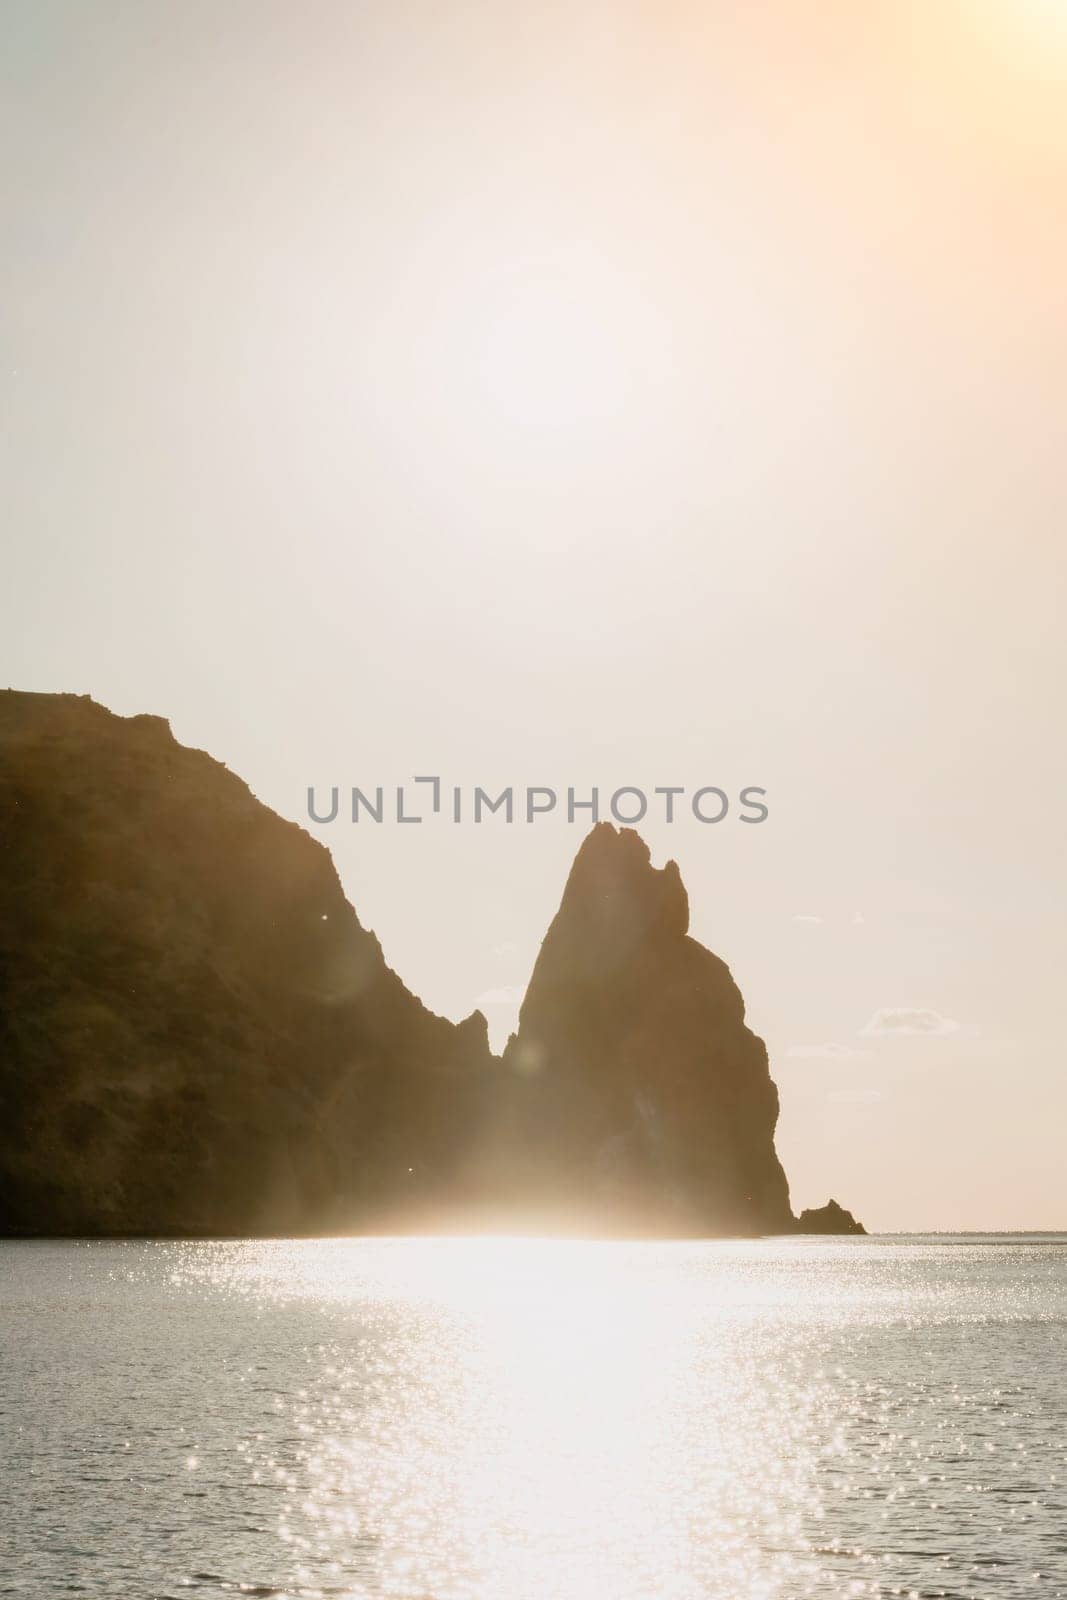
[1018,0,1067,36]
[964,0,1067,73]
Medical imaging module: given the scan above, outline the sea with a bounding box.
[1,1235,1064,1599]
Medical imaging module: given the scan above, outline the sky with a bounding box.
[3,0,1065,1231]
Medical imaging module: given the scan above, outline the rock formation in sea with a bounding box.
[493,823,796,1235]
[0,691,863,1236]
[795,1199,865,1235]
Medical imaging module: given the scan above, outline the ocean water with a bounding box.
[1,1236,1065,1599]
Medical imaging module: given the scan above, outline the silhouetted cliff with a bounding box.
[494,824,795,1235]
[0,692,862,1237]
[0,691,494,1234]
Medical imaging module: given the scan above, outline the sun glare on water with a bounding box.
[14,1236,1062,1598]
[177,1236,861,1600]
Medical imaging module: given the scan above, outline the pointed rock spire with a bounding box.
[498,823,796,1235]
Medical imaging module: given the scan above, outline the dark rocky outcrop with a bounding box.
[492,824,795,1235]
[796,1199,866,1235]
[0,691,495,1235]
[0,691,862,1237]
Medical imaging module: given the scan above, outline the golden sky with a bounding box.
[3,0,1065,1228]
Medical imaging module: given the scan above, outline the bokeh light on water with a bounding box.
[2,1236,1066,1597]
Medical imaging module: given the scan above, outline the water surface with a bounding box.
[1,1235,1065,1598]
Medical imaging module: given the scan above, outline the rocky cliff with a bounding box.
[494,824,796,1235]
[0,691,494,1234]
[0,691,862,1236]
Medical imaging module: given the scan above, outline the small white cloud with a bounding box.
[475,984,527,1008]
[851,910,865,926]
[859,1007,962,1038]
[786,1042,873,1062]
[792,913,823,925]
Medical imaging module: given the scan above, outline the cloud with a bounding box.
[859,1007,962,1038]
[791,913,823,925]
[851,910,865,926]
[786,1042,873,1062]
[475,984,527,1008]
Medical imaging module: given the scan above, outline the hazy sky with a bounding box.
[3,0,1065,1230]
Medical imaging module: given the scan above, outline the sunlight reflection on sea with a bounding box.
[2,1236,1065,1598]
